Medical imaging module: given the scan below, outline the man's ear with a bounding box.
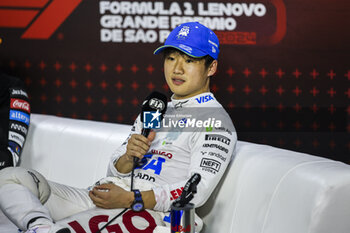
[207,60,218,77]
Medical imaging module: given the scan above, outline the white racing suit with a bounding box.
[0,92,237,233]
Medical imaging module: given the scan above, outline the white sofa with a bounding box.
[1,113,350,233]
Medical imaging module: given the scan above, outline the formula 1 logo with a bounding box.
[0,0,82,39]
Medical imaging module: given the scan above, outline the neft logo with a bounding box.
[205,134,231,145]
[9,110,30,126]
[195,94,214,104]
[200,158,221,174]
[0,0,82,39]
[10,99,30,113]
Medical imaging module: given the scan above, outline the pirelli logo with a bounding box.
[205,134,231,145]
[0,0,82,39]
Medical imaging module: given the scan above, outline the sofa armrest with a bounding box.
[197,142,350,233]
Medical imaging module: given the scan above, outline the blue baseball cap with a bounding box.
[154,22,220,60]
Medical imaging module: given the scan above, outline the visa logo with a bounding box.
[195,95,214,104]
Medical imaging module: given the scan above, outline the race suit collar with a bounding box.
[171,92,214,108]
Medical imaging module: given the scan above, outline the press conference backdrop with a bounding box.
[0,0,349,163]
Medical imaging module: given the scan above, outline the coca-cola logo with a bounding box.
[10,99,30,113]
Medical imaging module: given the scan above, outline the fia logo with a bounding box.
[149,98,165,111]
[195,94,214,104]
[143,111,161,129]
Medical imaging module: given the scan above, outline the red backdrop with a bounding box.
[0,0,349,163]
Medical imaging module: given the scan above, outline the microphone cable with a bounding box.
[94,91,167,232]
[93,208,127,233]
[93,160,138,233]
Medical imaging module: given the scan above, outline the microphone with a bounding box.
[135,91,167,165]
[140,91,168,137]
[174,173,201,207]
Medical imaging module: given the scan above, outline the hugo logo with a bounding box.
[68,210,156,233]
[151,149,173,159]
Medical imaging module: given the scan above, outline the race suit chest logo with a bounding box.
[135,153,165,175]
[202,143,228,153]
[134,151,171,181]
[151,149,173,159]
[134,172,155,182]
[174,100,189,109]
[205,134,231,145]
[195,94,214,104]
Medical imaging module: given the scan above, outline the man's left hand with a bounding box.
[89,183,134,209]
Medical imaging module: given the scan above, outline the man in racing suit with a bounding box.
[0,22,237,233]
[0,72,30,170]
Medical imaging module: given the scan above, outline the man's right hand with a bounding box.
[125,131,156,161]
[115,131,156,173]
